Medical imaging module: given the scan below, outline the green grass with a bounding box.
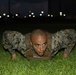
[0,36,76,75]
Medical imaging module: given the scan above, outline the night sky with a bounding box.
[0,0,48,17]
[0,0,76,17]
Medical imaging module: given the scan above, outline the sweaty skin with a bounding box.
[30,29,47,56]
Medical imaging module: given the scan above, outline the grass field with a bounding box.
[0,39,76,75]
[0,22,76,75]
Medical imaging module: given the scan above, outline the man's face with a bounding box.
[30,34,47,56]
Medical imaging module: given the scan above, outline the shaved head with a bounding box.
[30,29,47,40]
[30,29,47,56]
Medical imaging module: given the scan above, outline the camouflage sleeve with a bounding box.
[51,29,76,57]
[50,32,62,57]
[2,30,27,56]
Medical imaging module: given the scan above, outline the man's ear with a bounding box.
[30,41,32,46]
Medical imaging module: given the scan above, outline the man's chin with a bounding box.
[38,52,44,56]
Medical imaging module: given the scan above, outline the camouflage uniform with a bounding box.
[2,29,76,60]
[2,30,52,60]
[51,29,76,57]
[25,29,76,58]
[24,32,52,60]
[2,30,27,57]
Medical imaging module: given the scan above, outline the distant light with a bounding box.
[33,15,35,17]
[3,13,6,16]
[12,16,14,18]
[60,12,62,16]
[24,16,26,18]
[15,14,18,16]
[63,14,66,16]
[48,14,50,17]
[0,16,2,18]
[29,11,31,13]
[51,15,53,17]
[7,15,10,17]
[41,11,44,14]
[40,14,42,16]
[29,15,31,17]
[31,12,34,15]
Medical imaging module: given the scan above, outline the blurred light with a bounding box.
[33,15,35,17]
[12,16,14,18]
[41,11,44,14]
[29,11,31,13]
[3,13,6,16]
[24,16,26,18]
[7,15,10,17]
[0,16,2,18]
[15,14,18,16]
[48,14,50,17]
[31,12,34,15]
[51,15,53,17]
[40,14,42,16]
[60,12,62,16]
[63,14,66,16]
[29,15,31,17]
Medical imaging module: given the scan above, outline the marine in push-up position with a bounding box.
[2,29,76,60]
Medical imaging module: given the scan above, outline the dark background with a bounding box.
[0,0,76,17]
[0,0,76,36]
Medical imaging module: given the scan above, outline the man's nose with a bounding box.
[39,45,43,51]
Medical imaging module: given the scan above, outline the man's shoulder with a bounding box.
[25,33,31,39]
[24,33,31,49]
[46,32,52,50]
[25,48,33,58]
[46,32,52,38]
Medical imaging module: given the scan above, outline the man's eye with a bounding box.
[42,43,46,46]
[34,43,47,47]
[43,42,47,46]
[35,44,39,47]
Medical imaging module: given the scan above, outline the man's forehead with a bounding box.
[32,32,47,38]
[32,34,47,40]
[32,35,47,44]
[31,29,47,36]
[30,29,47,41]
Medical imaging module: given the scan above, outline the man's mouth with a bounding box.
[38,51,44,55]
